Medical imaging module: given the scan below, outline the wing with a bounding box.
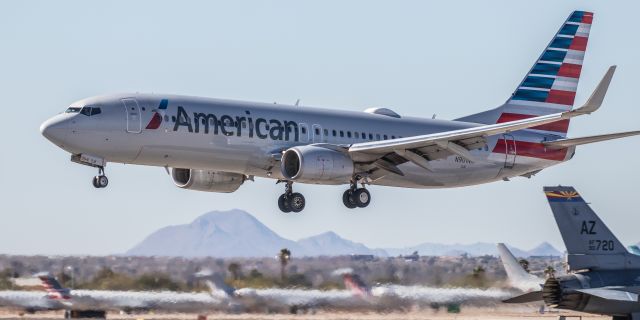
[348,66,616,173]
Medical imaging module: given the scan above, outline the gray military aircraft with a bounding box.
[504,186,640,320]
[40,11,640,212]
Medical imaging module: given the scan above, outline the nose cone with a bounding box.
[40,115,70,146]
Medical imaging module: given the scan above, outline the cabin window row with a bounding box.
[164,114,401,141]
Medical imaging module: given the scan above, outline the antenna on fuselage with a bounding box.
[432,114,437,119]
[295,99,300,107]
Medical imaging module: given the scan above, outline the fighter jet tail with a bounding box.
[544,186,640,271]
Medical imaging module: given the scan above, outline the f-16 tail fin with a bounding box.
[544,186,640,271]
[36,273,71,300]
[497,243,543,291]
[457,11,594,137]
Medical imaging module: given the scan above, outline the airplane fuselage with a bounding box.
[41,93,573,189]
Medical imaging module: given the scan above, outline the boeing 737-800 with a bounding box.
[40,11,640,212]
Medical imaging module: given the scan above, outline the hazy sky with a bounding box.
[1,0,639,255]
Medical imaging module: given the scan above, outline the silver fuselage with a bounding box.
[41,93,573,188]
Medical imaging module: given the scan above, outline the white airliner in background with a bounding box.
[41,11,640,212]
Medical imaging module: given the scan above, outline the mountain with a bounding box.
[385,242,562,258]
[126,209,562,258]
[126,209,302,258]
[297,232,386,256]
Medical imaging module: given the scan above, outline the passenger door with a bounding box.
[503,134,517,168]
[122,98,142,133]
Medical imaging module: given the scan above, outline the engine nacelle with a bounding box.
[171,168,245,193]
[280,145,354,183]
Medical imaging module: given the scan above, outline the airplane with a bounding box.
[34,273,227,318]
[40,11,640,213]
[504,186,640,320]
[200,268,510,313]
[497,243,544,292]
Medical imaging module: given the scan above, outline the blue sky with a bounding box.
[1,0,639,255]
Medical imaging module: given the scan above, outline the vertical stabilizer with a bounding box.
[457,11,593,138]
[36,273,71,300]
[497,243,543,291]
[544,186,640,270]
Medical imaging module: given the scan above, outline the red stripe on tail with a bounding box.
[493,139,569,161]
[497,113,570,133]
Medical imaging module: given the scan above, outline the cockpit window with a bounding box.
[79,106,102,116]
[65,107,81,113]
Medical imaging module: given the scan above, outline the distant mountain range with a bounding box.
[126,210,562,258]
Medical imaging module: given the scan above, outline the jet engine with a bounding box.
[280,145,354,183]
[542,274,590,311]
[171,168,245,193]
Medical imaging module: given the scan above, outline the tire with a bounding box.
[278,194,292,213]
[92,176,100,188]
[342,190,357,209]
[353,188,371,208]
[289,193,306,213]
[97,175,109,188]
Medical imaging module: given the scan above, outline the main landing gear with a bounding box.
[342,178,371,209]
[92,166,109,189]
[278,181,306,213]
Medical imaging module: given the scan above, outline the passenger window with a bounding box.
[376,134,381,140]
[347,131,352,138]
[90,107,102,116]
[301,127,307,134]
[383,135,388,140]
[340,131,344,137]
[369,133,373,140]
[391,135,395,139]
[361,132,366,139]
[315,128,320,135]
[332,130,337,137]
[80,107,92,116]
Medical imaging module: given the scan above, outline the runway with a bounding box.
[0,307,610,320]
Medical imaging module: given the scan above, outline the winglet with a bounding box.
[572,66,616,115]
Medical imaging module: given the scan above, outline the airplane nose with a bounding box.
[40,116,69,146]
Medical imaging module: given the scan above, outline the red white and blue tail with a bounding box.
[458,11,593,137]
[37,273,71,300]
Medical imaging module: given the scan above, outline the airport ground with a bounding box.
[0,307,609,320]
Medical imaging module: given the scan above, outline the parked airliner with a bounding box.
[41,11,640,212]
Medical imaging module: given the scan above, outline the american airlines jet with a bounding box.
[40,11,639,213]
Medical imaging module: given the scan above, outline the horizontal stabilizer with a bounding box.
[575,288,639,302]
[543,130,640,149]
[503,291,543,303]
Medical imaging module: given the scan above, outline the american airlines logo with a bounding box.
[149,100,303,142]
[145,99,169,129]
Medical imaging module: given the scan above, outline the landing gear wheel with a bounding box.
[92,176,99,188]
[353,188,371,208]
[278,194,292,213]
[342,190,357,209]
[97,175,108,188]
[289,193,306,213]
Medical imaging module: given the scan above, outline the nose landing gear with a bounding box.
[277,181,305,213]
[92,167,109,189]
